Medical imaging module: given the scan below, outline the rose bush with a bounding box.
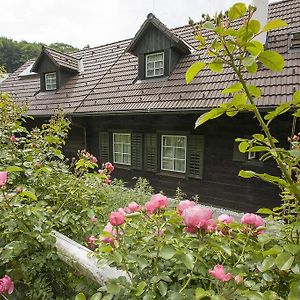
[0,93,151,299]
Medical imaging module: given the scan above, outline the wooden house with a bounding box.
[1,0,300,211]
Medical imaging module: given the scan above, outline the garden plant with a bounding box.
[75,2,300,300]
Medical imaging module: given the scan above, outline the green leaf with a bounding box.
[252,134,264,141]
[256,208,273,215]
[247,41,264,56]
[243,291,264,300]
[261,256,275,272]
[258,50,285,72]
[195,288,210,299]
[106,281,120,295]
[202,21,215,30]
[195,107,225,127]
[91,292,103,300]
[159,245,176,260]
[19,190,37,201]
[209,59,223,73]
[289,281,300,300]
[248,20,261,34]
[246,62,258,74]
[262,19,288,32]
[6,166,24,172]
[181,253,195,270]
[228,3,247,21]
[239,170,255,178]
[238,141,249,153]
[247,85,262,98]
[186,62,206,84]
[275,252,294,271]
[284,244,300,255]
[222,83,243,94]
[75,293,86,300]
[242,56,256,67]
[158,281,168,297]
[135,281,146,297]
[293,90,300,104]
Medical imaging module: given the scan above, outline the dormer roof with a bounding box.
[126,13,191,56]
[31,46,80,73]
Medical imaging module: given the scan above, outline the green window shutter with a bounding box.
[99,132,110,164]
[131,133,143,170]
[233,141,246,162]
[144,133,158,172]
[187,135,204,179]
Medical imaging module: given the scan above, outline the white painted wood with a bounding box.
[252,0,269,45]
[52,230,129,285]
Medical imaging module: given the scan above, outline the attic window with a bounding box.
[45,72,57,91]
[290,32,300,49]
[146,52,164,78]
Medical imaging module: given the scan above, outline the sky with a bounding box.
[1,0,280,49]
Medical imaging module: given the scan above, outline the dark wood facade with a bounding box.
[62,112,295,213]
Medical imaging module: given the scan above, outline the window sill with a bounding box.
[113,163,132,171]
[157,171,186,179]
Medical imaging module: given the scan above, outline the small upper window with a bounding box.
[290,32,300,50]
[113,133,131,165]
[45,72,57,91]
[161,135,186,173]
[146,52,164,78]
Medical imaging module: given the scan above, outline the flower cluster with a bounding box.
[144,194,169,215]
[0,275,14,295]
[80,149,98,164]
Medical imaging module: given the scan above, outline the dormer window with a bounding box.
[45,72,57,91]
[290,32,300,50]
[146,52,164,78]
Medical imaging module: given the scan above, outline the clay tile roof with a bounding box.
[0,0,299,116]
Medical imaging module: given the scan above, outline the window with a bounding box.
[247,151,257,160]
[290,32,300,50]
[113,133,131,165]
[161,135,186,173]
[45,72,57,90]
[146,52,164,77]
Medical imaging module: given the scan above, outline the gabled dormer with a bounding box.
[126,13,191,80]
[31,46,81,92]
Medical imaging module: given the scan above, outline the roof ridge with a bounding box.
[44,46,79,61]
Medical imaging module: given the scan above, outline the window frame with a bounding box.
[45,72,57,91]
[161,134,187,173]
[113,133,131,166]
[145,52,164,78]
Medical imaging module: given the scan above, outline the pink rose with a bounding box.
[177,200,196,215]
[205,219,217,232]
[182,206,213,230]
[86,236,96,250]
[234,275,243,284]
[105,162,115,174]
[0,275,14,295]
[241,213,264,228]
[85,152,91,158]
[104,178,112,185]
[218,214,233,224]
[125,202,141,213]
[100,223,116,244]
[118,208,126,217]
[109,211,125,226]
[144,194,169,215]
[209,265,232,282]
[0,171,8,187]
[91,156,98,164]
[10,135,16,143]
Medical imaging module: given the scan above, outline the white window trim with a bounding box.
[247,151,257,160]
[161,135,187,173]
[145,52,164,78]
[45,72,57,91]
[113,133,131,166]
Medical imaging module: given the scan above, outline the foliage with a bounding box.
[0,37,79,73]
[0,93,150,299]
[76,3,300,299]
